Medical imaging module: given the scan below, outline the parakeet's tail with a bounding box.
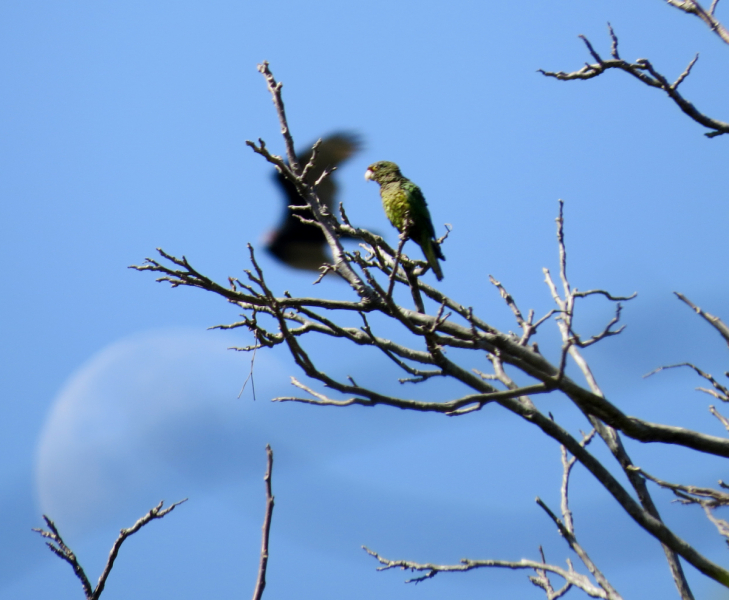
[420,237,445,281]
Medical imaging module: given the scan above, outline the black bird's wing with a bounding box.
[266,133,361,271]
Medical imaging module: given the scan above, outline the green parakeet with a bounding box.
[365,161,445,281]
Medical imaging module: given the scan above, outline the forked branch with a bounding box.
[539,24,729,137]
[33,499,187,600]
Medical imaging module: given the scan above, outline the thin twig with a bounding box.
[665,0,729,45]
[644,362,729,402]
[675,292,729,346]
[237,330,259,400]
[539,25,729,137]
[387,231,409,301]
[33,500,187,600]
[252,445,275,600]
[709,405,729,432]
[536,498,621,599]
[362,546,611,597]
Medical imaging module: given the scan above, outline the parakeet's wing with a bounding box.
[402,179,445,279]
[402,180,437,239]
[266,132,361,270]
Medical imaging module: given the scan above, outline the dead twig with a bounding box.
[33,499,187,600]
[539,24,729,137]
[252,445,275,600]
[644,362,729,402]
[665,0,729,45]
[675,292,729,347]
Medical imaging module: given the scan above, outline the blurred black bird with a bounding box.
[265,132,361,271]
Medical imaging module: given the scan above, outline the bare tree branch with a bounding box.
[531,429,620,599]
[635,466,729,543]
[489,275,558,346]
[709,405,729,432]
[255,62,299,174]
[644,362,729,402]
[536,499,621,599]
[675,292,729,346]
[131,206,729,593]
[33,515,93,598]
[33,499,187,600]
[636,467,729,505]
[665,0,729,44]
[273,376,548,415]
[539,24,729,137]
[132,245,729,460]
[362,547,610,597]
[543,200,695,599]
[131,61,729,595]
[529,546,574,599]
[252,445,275,600]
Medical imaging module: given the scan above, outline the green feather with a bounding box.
[365,161,445,281]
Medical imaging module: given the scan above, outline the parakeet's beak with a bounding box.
[364,168,374,181]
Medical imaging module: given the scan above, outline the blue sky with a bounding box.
[2,1,729,598]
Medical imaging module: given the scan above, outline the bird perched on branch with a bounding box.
[265,132,361,271]
[365,161,445,280]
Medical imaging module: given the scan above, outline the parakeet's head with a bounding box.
[364,161,402,184]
